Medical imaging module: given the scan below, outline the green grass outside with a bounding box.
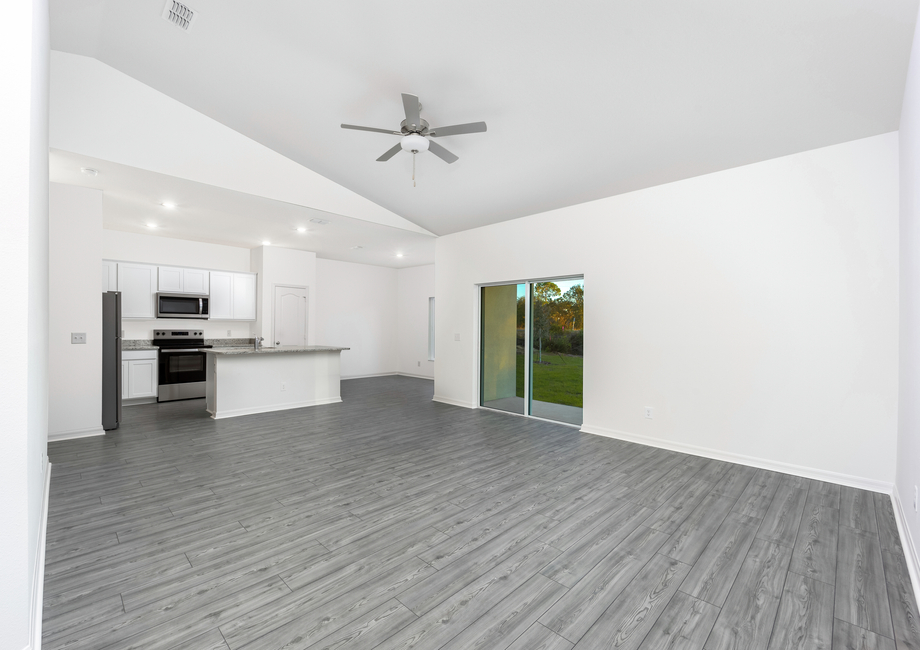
[516,351,583,408]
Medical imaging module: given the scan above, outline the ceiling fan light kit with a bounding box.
[341,93,487,180]
[400,133,429,153]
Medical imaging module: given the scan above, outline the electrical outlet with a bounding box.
[914,485,918,513]
[71,333,86,344]
[454,333,460,341]
[227,329,231,336]
[281,383,286,391]
[644,407,653,419]
[418,361,421,367]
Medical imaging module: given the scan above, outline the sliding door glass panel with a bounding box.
[531,279,583,425]
[481,284,526,414]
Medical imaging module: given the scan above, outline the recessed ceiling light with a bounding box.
[80,167,98,177]
[296,227,307,233]
[160,202,176,209]
[262,240,271,246]
[396,253,404,258]
[310,218,330,225]
[146,223,158,228]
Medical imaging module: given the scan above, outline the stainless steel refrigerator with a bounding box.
[102,291,122,431]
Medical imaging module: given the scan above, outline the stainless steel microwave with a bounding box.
[156,292,209,319]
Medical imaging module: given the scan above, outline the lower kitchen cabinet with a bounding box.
[123,350,158,402]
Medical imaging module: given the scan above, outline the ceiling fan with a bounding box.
[341,93,486,164]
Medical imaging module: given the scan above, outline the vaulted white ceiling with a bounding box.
[52,0,919,238]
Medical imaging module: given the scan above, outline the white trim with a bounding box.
[580,423,893,493]
[397,372,434,381]
[341,372,398,380]
[47,426,105,442]
[30,460,51,650]
[432,395,475,408]
[892,484,920,612]
[123,396,156,406]
[207,396,342,419]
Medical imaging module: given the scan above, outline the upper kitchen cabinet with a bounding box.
[158,266,209,294]
[118,262,157,319]
[102,260,117,292]
[210,271,257,321]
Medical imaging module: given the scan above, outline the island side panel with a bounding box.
[205,353,217,417]
[209,350,343,419]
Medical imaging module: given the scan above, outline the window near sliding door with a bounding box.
[428,297,436,361]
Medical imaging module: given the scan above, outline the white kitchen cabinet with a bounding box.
[102,260,118,292]
[232,273,257,320]
[118,263,158,319]
[210,271,234,319]
[184,268,209,294]
[210,271,256,321]
[158,266,184,292]
[123,350,158,401]
[158,266,209,294]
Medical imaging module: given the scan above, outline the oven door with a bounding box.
[157,349,208,401]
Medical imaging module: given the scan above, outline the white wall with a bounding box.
[103,229,254,339]
[898,3,920,609]
[252,246,317,346]
[436,133,899,489]
[50,51,429,235]
[50,184,103,439]
[397,264,435,379]
[1,0,49,647]
[316,258,398,378]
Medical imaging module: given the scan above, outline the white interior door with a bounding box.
[273,285,307,346]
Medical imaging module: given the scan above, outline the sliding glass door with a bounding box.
[530,279,583,425]
[480,284,526,414]
[481,278,583,425]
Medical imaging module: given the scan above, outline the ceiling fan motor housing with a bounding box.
[400,118,429,135]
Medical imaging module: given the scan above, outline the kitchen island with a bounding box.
[203,345,349,419]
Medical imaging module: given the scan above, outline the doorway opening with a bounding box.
[480,277,584,425]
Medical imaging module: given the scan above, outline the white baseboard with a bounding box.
[891,484,920,612]
[30,460,51,650]
[123,397,156,406]
[47,426,105,442]
[396,372,434,381]
[580,423,893,494]
[341,372,397,380]
[432,395,475,408]
[207,396,342,419]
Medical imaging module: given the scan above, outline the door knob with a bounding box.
[275,341,280,345]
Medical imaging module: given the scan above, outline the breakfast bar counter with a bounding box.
[203,345,349,419]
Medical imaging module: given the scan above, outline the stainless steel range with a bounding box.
[154,329,213,402]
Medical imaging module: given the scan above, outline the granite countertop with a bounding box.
[203,345,350,355]
[122,338,254,351]
[122,340,157,351]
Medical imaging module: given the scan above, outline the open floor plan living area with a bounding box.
[7,1,920,649]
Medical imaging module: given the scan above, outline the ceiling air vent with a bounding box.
[162,0,197,31]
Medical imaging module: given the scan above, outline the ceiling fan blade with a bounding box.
[341,124,401,135]
[402,93,421,129]
[427,140,459,164]
[376,142,403,162]
[429,121,487,137]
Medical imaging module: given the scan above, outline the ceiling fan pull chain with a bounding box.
[413,152,416,187]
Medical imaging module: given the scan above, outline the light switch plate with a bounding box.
[454,333,460,341]
[71,333,87,344]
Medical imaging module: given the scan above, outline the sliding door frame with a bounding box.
[477,274,584,426]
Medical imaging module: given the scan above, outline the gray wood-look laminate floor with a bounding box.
[43,376,920,650]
